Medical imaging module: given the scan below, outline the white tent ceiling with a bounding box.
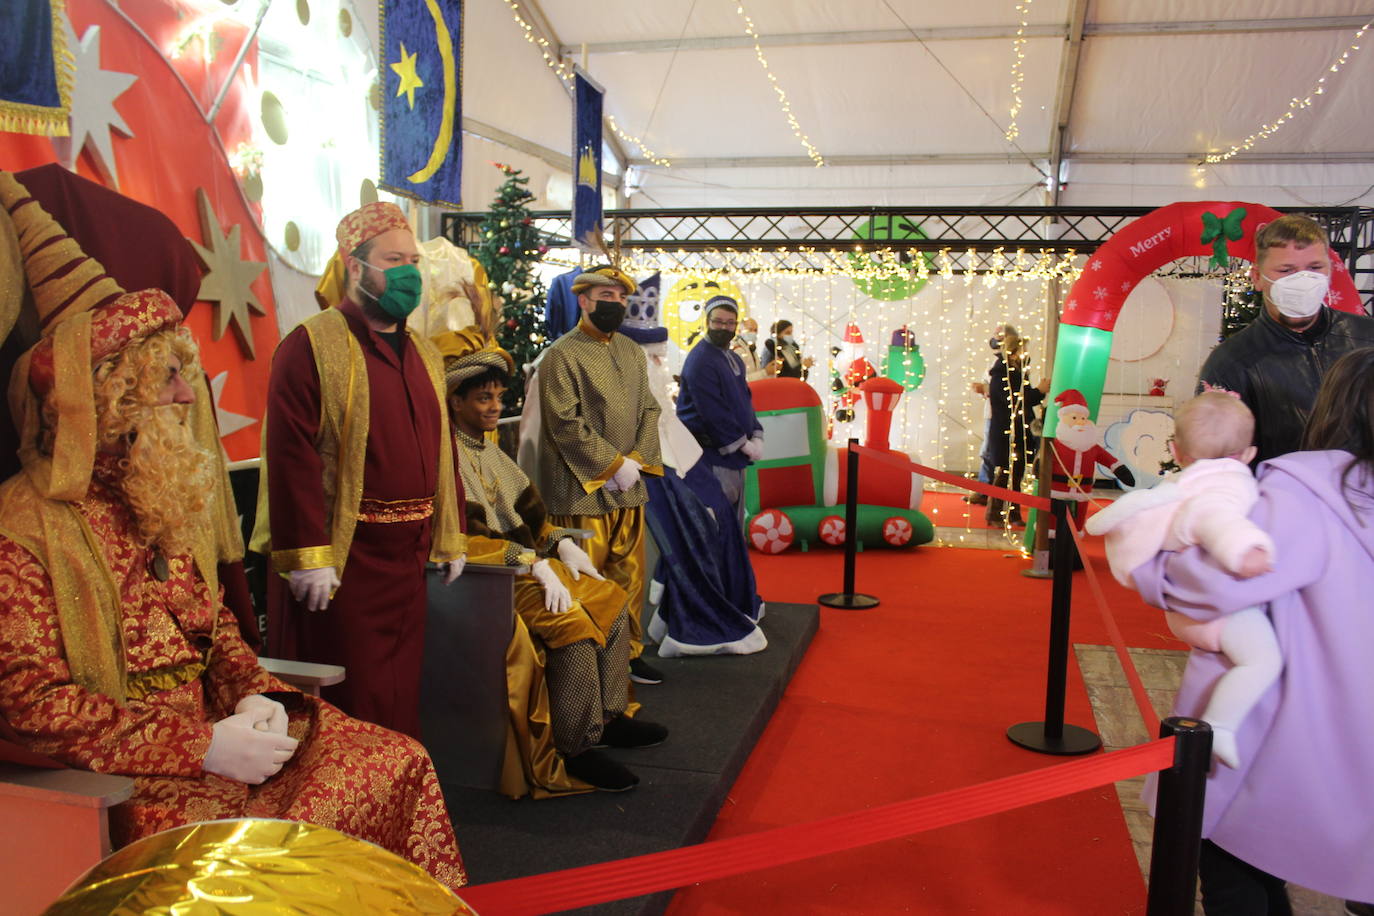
[459,0,1374,210]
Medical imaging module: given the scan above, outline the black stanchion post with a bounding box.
[819,438,879,610]
[1146,717,1213,916]
[1006,498,1101,754]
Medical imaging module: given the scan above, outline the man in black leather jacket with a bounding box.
[1197,215,1374,464]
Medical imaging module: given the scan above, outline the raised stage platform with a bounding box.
[441,601,821,916]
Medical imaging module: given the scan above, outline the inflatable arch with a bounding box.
[1045,201,1362,439]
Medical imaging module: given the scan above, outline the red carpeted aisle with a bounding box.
[667,544,1180,915]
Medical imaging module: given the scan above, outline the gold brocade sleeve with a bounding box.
[539,344,626,491]
[630,351,664,475]
[414,333,465,564]
[204,599,292,716]
[0,536,214,776]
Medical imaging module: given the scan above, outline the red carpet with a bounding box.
[667,545,1179,915]
[922,490,1004,530]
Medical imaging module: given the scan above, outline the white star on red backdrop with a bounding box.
[56,19,137,188]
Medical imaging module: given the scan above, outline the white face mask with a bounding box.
[782,334,795,345]
[1262,270,1329,320]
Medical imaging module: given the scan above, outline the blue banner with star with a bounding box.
[0,0,73,136]
[380,0,463,207]
[573,70,603,249]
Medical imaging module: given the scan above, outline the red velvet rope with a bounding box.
[458,738,1175,915]
[849,443,1052,512]
[1066,517,1163,734]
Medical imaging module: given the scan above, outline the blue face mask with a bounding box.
[782,334,795,345]
[354,259,423,320]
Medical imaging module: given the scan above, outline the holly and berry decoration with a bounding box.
[474,163,550,413]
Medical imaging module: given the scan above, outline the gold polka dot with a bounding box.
[284,221,301,251]
[260,91,289,145]
[360,179,378,206]
[296,0,310,25]
[243,172,263,202]
[338,8,352,37]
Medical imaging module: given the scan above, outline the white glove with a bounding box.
[530,559,572,614]
[204,711,299,784]
[557,538,604,581]
[740,437,764,461]
[288,566,340,612]
[234,694,288,735]
[441,555,466,585]
[610,457,642,493]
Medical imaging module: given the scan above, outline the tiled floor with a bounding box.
[1075,643,1347,915]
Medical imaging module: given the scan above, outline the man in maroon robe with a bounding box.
[254,203,466,738]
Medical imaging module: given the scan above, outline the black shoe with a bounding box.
[596,714,669,749]
[629,656,663,685]
[1345,902,1374,916]
[564,748,638,792]
[962,492,989,505]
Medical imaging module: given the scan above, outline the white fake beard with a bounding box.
[1056,421,1098,452]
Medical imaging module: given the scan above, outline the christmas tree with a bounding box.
[1221,285,1261,339]
[473,163,550,414]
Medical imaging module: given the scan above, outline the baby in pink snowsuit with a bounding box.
[1086,392,1280,768]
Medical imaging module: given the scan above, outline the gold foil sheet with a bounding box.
[44,818,478,915]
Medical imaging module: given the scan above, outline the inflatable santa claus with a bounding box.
[1048,389,1136,501]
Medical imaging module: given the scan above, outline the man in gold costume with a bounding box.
[536,266,666,685]
[438,329,668,791]
[0,172,465,889]
[253,202,465,738]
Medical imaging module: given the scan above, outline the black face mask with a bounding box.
[989,336,1001,351]
[706,328,735,348]
[589,301,626,334]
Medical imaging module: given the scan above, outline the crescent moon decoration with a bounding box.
[407,0,456,185]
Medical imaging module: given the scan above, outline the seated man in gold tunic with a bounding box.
[0,171,465,890]
[435,329,668,792]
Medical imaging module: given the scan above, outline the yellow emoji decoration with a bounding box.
[661,275,747,349]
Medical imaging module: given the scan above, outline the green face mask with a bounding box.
[355,260,423,320]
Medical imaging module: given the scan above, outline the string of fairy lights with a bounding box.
[544,246,1083,282]
[1003,0,1032,142]
[733,0,826,167]
[500,0,671,168]
[1204,17,1372,164]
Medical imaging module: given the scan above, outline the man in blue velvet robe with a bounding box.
[675,296,764,522]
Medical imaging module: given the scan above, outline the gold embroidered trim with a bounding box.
[357,496,435,524]
[271,545,335,574]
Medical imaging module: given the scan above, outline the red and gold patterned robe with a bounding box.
[0,458,466,890]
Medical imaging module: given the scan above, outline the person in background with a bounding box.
[982,326,1048,526]
[1133,348,1374,915]
[676,295,765,521]
[1197,214,1374,464]
[967,324,1013,506]
[762,319,813,380]
[731,316,777,382]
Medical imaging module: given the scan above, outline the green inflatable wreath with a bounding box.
[848,215,934,302]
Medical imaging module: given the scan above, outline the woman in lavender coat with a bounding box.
[1133,348,1374,914]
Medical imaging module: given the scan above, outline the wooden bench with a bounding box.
[258,657,346,696]
[0,764,134,916]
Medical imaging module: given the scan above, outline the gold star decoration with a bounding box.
[390,42,424,109]
[188,188,266,358]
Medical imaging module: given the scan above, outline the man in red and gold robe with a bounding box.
[253,202,465,738]
[0,173,465,889]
